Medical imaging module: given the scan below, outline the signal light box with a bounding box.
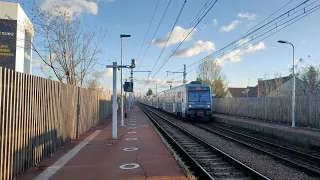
[124,82,133,92]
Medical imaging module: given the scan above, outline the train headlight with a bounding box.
[189,105,192,108]
[207,105,211,108]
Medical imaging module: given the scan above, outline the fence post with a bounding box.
[76,87,80,139]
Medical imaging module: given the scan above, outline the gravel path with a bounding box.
[152,110,319,180]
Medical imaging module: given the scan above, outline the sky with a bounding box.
[7,0,320,94]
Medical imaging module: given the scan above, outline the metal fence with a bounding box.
[212,96,320,129]
[0,68,113,179]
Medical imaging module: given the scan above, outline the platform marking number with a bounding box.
[119,163,140,170]
[123,147,138,151]
[126,138,138,141]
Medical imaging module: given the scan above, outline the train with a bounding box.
[140,82,213,121]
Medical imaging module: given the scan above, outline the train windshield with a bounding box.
[188,91,211,102]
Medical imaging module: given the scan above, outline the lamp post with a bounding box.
[120,34,131,126]
[277,40,295,127]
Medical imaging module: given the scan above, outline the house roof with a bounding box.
[227,88,248,97]
[259,75,292,87]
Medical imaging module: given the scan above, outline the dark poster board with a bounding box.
[0,19,17,71]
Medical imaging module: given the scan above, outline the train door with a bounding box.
[157,97,159,108]
[181,92,185,117]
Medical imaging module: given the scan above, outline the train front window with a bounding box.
[199,91,211,102]
[188,91,210,102]
[188,91,199,102]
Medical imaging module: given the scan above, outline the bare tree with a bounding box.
[260,72,285,96]
[298,65,320,95]
[11,1,107,86]
[86,78,105,93]
[197,59,222,82]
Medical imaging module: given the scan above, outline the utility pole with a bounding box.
[106,61,135,139]
[167,81,173,89]
[183,64,186,84]
[166,64,187,84]
[128,69,151,110]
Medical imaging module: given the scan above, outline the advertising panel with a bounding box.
[0,19,17,70]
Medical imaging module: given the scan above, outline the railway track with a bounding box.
[140,105,269,180]
[194,122,320,176]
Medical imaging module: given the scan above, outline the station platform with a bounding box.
[17,106,187,180]
[213,114,320,147]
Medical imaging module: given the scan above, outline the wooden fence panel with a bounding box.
[0,67,113,179]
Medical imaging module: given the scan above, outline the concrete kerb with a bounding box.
[213,115,320,147]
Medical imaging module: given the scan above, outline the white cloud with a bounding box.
[212,19,218,26]
[216,42,266,65]
[152,26,196,47]
[134,77,167,86]
[36,0,110,15]
[237,38,249,46]
[246,42,266,52]
[95,68,113,78]
[220,20,241,32]
[237,13,256,21]
[173,40,215,58]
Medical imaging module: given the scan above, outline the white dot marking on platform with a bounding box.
[119,163,140,170]
[126,138,138,141]
[129,127,137,129]
[140,125,149,126]
[129,124,136,126]
[123,147,138,151]
[127,131,137,134]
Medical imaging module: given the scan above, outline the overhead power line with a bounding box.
[137,0,172,70]
[185,0,319,71]
[143,0,218,89]
[149,0,188,75]
[136,0,160,62]
[171,0,320,81]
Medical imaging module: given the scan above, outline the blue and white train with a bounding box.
[141,82,213,121]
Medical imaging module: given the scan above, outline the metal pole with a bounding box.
[129,67,133,111]
[291,43,296,127]
[112,62,118,139]
[183,64,186,84]
[120,37,124,126]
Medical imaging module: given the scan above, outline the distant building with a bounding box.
[257,76,292,97]
[0,1,34,74]
[226,88,248,98]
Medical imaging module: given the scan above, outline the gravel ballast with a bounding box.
[150,109,319,180]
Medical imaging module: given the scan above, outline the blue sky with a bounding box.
[10,0,320,93]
